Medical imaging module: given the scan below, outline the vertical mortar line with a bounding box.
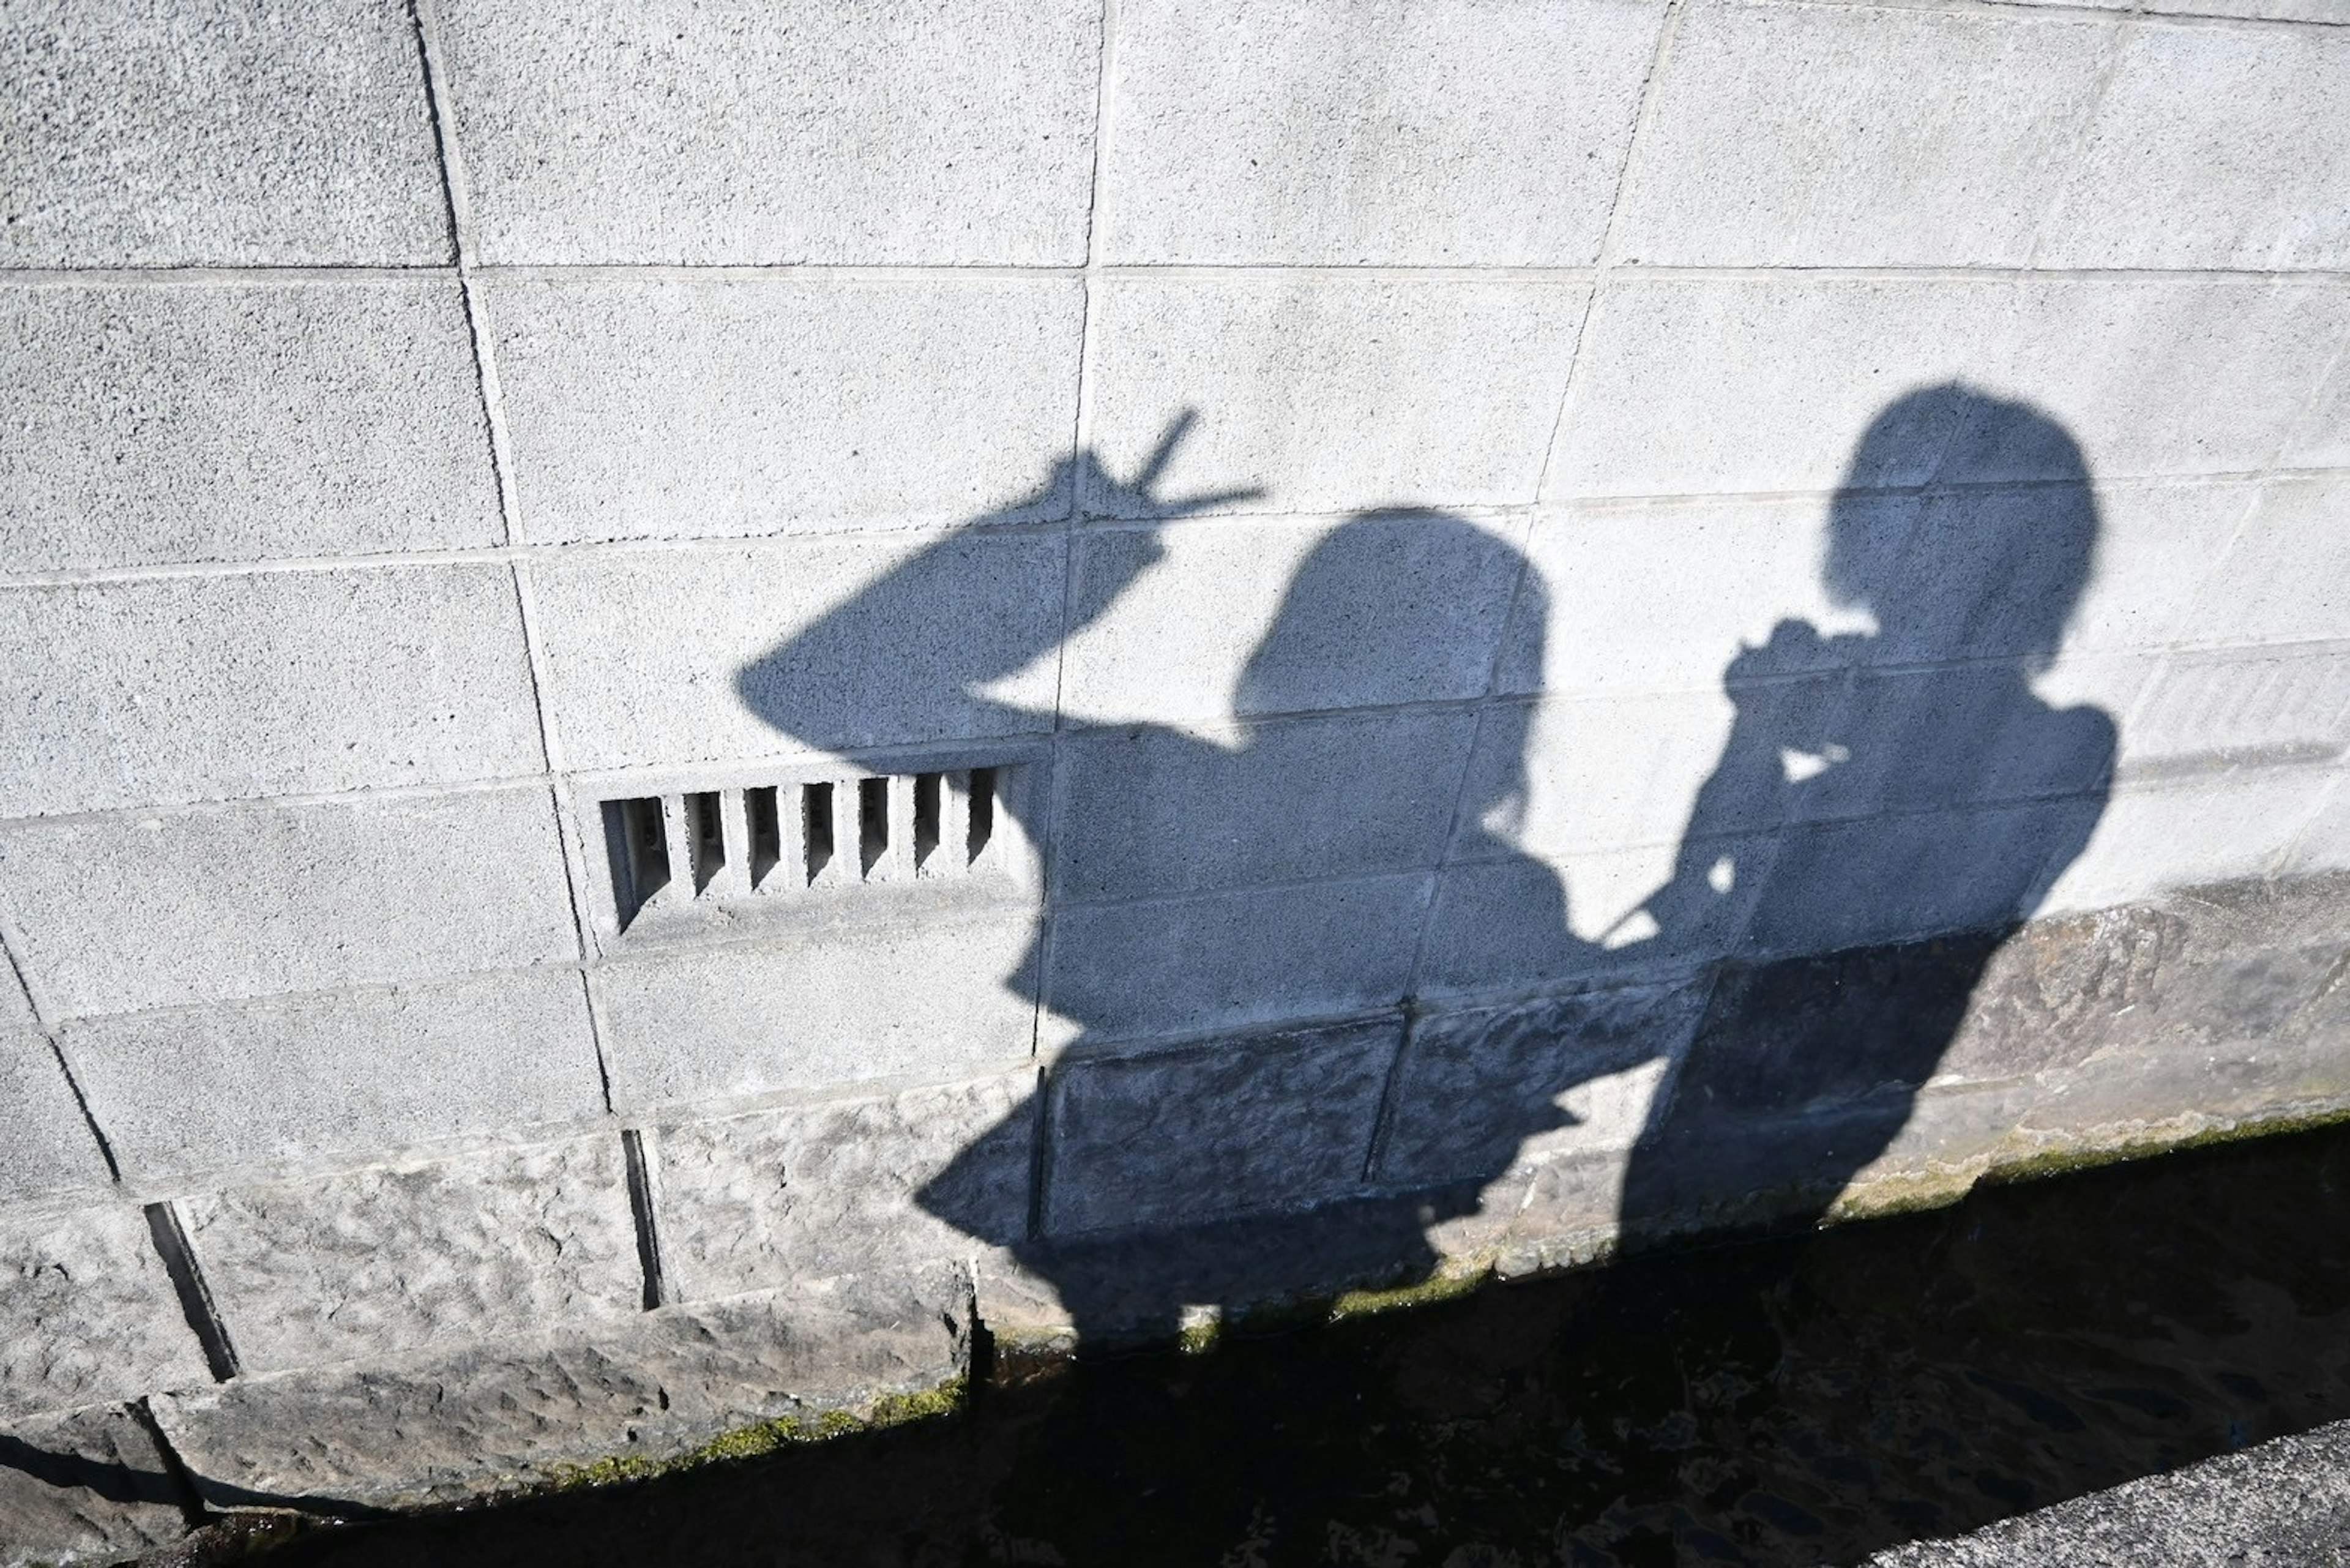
[413,0,617,1107]
[143,1200,239,1383]
[1531,0,1689,503]
[0,928,121,1184]
[126,1397,210,1529]
[620,1126,668,1310]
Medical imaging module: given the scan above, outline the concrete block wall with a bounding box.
[2,0,2349,1546]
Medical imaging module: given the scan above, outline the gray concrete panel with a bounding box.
[1103,0,1662,266]
[0,564,541,817]
[184,1135,639,1375]
[0,786,576,1018]
[1611,0,2108,267]
[0,1402,188,1567]
[2039,22,2350,271]
[654,1074,1029,1302]
[0,282,498,573]
[1040,875,1430,1047]
[2177,475,2350,648]
[1042,1020,1398,1236]
[531,532,1065,769]
[595,913,1038,1111]
[484,275,1083,543]
[0,0,448,266]
[1048,709,1476,902]
[436,0,1097,265]
[1087,276,1588,519]
[0,971,111,1204]
[61,969,604,1187]
[0,1203,207,1421]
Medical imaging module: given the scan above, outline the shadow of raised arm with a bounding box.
[733,410,1259,751]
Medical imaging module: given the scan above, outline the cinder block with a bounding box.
[184,1135,639,1375]
[1609,0,2107,267]
[2034,769,2340,916]
[0,282,499,573]
[1061,511,1525,728]
[2176,476,2350,648]
[0,1203,207,1421]
[2058,480,2259,655]
[0,565,541,817]
[654,1074,1031,1302]
[2037,23,2350,271]
[483,275,1082,544]
[0,1402,189,1567]
[0,0,447,266]
[151,1272,967,1513]
[531,531,1065,770]
[1042,1020,1398,1236]
[61,970,604,1187]
[1453,692,1739,861]
[595,911,1039,1111]
[2283,351,2350,471]
[0,973,111,1203]
[1980,280,2349,486]
[1548,278,2345,500]
[1499,495,1895,698]
[1419,847,1766,998]
[1743,797,2110,955]
[1039,875,1429,1047]
[1102,0,1662,265]
[1376,983,1704,1185]
[2125,643,2350,778]
[0,786,576,1019]
[1087,276,1589,518]
[435,0,1097,264]
[1048,709,1476,902]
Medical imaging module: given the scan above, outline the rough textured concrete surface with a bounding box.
[184,1136,640,1374]
[436,0,1099,265]
[152,1271,970,1512]
[1871,1417,2350,1566]
[0,282,499,572]
[0,0,449,266]
[0,1204,207,1420]
[4,0,2348,1528]
[0,1401,189,1568]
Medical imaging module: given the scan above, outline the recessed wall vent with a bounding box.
[602,769,1000,930]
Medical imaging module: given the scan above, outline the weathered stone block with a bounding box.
[2037,22,2350,271]
[0,975,111,1204]
[1042,1019,1400,1236]
[595,911,1039,1111]
[152,1272,969,1513]
[1040,875,1428,1047]
[0,786,576,1018]
[0,1204,207,1421]
[61,969,605,1187]
[483,276,1083,543]
[1376,982,1705,1185]
[0,282,499,573]
[654,1074,1031,1302]
[1102,0,1662,265]
[1048,709,1476,902]
[529,530,1065,770]
[0,0,448,266]
[437,0,1097,264]
[1061,511,1526,727]
[184,1136,640,1375]
[1610,0,2107,267]
[0,1402,188,1567]
[0,564,540,818]
[1087,275,1588,518]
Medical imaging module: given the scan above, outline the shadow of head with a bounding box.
[1827,384,2097,670]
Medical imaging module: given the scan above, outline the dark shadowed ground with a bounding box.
[171,1118,2350,1567]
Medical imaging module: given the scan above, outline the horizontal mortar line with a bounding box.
[41,957,597,1032]
[1773,0,2350,31]
[1036,1003,1413,1067]
[1548,466,2350,512]
[0,264,460,285]
[476,261,1087,282]
[1043,865,1437,913]
[1594,264,2350,285]
[0,770,568,829]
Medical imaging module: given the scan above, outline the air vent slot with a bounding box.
[600,769,1007,930]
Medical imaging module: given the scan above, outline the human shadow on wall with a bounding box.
[733,387,2114,1348]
